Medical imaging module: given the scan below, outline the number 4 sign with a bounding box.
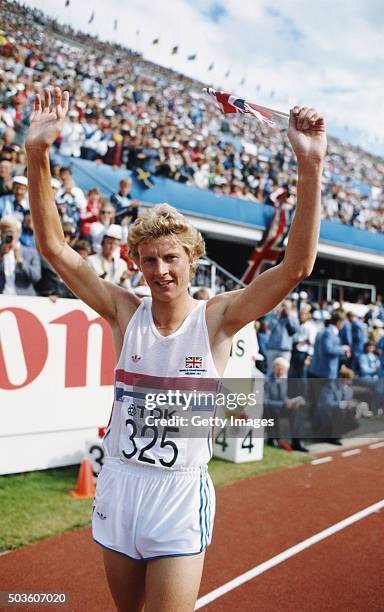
[213,426,264,463]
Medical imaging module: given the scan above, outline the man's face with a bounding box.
[102,237,120,258]
[120,181,131,196]
[60,170,72,186]
[13,183,27,203]
[138,236,192,302]
[0,161,12,180]
[272,363,288,379]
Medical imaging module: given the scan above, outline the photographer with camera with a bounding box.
[0,215,41,295]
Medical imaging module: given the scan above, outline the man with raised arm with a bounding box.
[26,87,326,612]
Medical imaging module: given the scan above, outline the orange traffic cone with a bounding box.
[70,458,96,499]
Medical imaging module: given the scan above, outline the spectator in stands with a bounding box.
[87,224,132,288]
[110,178,139,224]
[314,366,360,444]
[289,306,317,379]
[254,320,268,374]
[79,187,102,242]
[0,175,28,222]
[20,210,35,248]
[56,167,87,223]
[266,300,299,372]
[59,109,84,158]
[264,357,308,452]
[256,319,269,364]
[81,112,107,161]
[73,239,92,259]
[13,149,27,176]
[90,201,116,254]
[358,341,380,379]
[309,310,351,379]
[340,311,367,368]
[368,319,384,344]
[0,215,41,295]
[0,159,13,196]
[375,328,384,377]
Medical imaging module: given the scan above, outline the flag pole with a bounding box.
[249,103,289,119]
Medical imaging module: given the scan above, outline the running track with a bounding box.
[0,444,383,611]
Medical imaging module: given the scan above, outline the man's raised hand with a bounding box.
[26,87,69,153]
[288,106,327,167]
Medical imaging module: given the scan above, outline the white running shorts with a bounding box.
[92,457,215,560]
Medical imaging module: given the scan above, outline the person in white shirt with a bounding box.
[59,109,84,157]
[87,224,132,289]
[90,202,117,254]
[289,307,319,396]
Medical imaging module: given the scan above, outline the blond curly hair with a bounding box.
[127,204,205,265]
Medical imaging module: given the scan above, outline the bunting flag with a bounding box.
[208,63,214,71]
[113,19,118,31]
[134,167,154,189]
[88,11,95,24]
[241,205,291,284]
[203,87,289,127]
[187,53,197,60]
[171,45,178,55]
[152,37,159,45]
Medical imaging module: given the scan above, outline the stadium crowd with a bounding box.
[1,0,384,232]
[256,296,384,450]
[0,0,383,447]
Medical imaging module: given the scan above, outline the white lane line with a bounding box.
[195,499,384,610]
[311,456,333,465]
[369,441,384,450]
[341,449,362,457]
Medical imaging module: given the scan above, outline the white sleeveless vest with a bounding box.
[103,297,220,469]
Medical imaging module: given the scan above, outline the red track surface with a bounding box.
[1,445,383,612]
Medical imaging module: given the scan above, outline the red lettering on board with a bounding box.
[0,307,49,390]
[51,310,115,387]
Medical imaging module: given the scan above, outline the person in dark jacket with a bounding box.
[264,357,308,452]
[314,366,361,444]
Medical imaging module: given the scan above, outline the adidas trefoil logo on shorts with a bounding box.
[132,354,141,362]
[97,511,107,520]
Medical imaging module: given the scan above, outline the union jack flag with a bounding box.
[185,356,203,369]
[203,87,289,127]
[241,205,291,284]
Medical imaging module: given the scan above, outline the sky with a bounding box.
[19,0,384,156]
